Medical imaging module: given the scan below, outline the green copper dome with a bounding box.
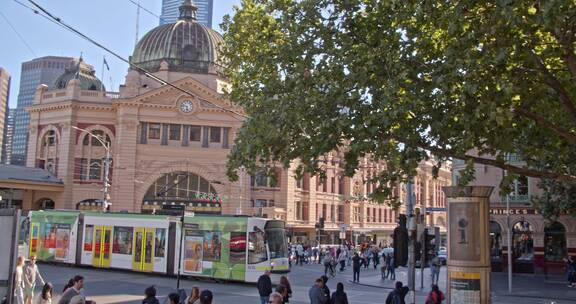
[131,0,224,75]
[52,58,105,91]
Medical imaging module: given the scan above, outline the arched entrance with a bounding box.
[142,171,221,214]
[544,222,567,262]
[34,198,55,210]
[512,221,534,273]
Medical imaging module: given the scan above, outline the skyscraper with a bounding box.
[2,108,15,164]
[11,56,76,165]
[160,0,213,28]
[0,68,10,163]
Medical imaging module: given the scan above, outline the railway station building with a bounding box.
[6,0,451,246]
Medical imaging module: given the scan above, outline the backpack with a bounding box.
[391,292,403,304]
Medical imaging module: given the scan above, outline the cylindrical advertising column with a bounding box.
[442,186,493,304]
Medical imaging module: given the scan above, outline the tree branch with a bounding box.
[414,142,576,182]
[513,107,576,145]
[531,51,576,124]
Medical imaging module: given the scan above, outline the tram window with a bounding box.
[113,227,133,255]
[84,225,94,251]
[229,232,246,264]
[248,227,267,264]
[203,231,222,261]
[266,228,288,259]
[155,229,166,257]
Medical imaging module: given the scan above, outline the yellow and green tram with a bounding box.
[24,210,289,283]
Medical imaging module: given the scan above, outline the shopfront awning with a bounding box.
[0,165,64,192]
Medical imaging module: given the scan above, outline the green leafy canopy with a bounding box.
[221,0,576,214]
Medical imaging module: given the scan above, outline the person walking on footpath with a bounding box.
[37,283,53,304]
[338,249,346,272]
[308,278,328,304]
[385,281,409,304]
[387,255,396,280]
[425,284,445,304]
[185,287,200,304]
[352,253,361,283]
[430,254,441,285]
[57,275,84,304]
[323,254,334,277]
[297,243,304,266]
[24,256,45,304]
[14,256,25,304]
[257,270,273,304]
[320,275,331,303]
[142,286,159,304]
[279,276,292,303]
[330,282,348,304]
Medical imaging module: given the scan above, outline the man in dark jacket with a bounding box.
[352,253,361,282]
[320,275,331,303]
[385,281,409,304]
[257,270,273,304]
[309,278,328,304]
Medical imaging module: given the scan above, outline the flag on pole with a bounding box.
[103,56,110,71]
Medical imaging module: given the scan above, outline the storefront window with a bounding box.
[512,221,534,262]
[112,226,133,255]
[545,222,566,262]
[490,221,502,261]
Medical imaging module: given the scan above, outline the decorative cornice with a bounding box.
[28,100,114,113]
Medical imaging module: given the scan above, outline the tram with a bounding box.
[23,210,289,283]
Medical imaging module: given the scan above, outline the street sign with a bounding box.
[339,232,346,239]
[427,207,447,212]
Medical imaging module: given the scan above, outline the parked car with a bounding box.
[438,246,447,265]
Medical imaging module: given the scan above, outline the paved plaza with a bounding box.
[34,262,576,304]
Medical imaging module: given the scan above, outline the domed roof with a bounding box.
[52,58,105,91]
[131,0,224,75]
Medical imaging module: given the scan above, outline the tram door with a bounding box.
[29,223,39,257]
[133,228,154,272]
[92,226,112,268]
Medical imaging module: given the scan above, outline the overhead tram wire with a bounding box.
[126,0,161,20]
[0,11,37,56]
[24,0,249,120]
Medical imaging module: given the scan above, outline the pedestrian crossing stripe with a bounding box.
[450,271,480,279]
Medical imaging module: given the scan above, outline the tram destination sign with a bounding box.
[489,208,538,215]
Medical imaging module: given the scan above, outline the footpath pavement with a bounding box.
[348,265,576,303]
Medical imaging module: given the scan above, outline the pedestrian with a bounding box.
[199,290,213,304]
[308,278,328,304]
[352,253,361,283]
[275,285,288,304]
[338,249,346,272]
[257,270,273,304]
[388,255,396,280]
[330,282,348,304]
[425,284,445,304]
[142,286,159,304]
[320,275,331,303]
[279,276,292,303]
[24,255,45,304]
[297,243,304,266]
[185,287,200,304]
[385,281,409,304]
[167,293,180,304]
[57,275,84,304]
[68,296,84,304]
[384,254,391,279]
[36,283,53,304]
[373,247,380,270]
[430,254,440,285]
[364,249,371,269]
[269,292,283,304]
[62,279,74,293]
[323,254,334,277]
[14,256,25,304]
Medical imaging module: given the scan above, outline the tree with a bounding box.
[221,0,576,210]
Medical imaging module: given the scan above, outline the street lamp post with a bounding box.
[72,126,111,211]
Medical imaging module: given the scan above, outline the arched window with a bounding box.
[512,221,534,262]
[545,222,566,262]
[77,129,112,181]
[490,221,503,260]
[144,171,217,201]
[37,129,59,174]
[82,130,110,147]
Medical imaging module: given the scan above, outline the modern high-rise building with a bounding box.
[11,56,76,165]
[160,0,213,28]
[2,108,15,164]
[0,68,10,163]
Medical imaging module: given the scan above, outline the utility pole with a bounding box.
[504,169,513,293]
[406,181,416,304]
[420,203,426,290]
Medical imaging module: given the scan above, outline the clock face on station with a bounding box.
[180,100,194,113]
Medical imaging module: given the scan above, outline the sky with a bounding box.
[0,0,241,108]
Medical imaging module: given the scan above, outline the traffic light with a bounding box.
[423,228,436,266]
[394,214,408,267]
[319,217,325,229]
